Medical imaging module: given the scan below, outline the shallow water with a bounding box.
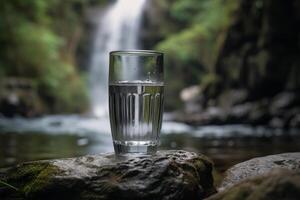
[0,115,299,172]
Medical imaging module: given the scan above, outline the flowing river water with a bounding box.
[1,115,299,171]
[1,0,300,172]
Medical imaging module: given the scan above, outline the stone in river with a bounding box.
[207,169,300,200]
[0,150,216,200]
[219,152,300,190]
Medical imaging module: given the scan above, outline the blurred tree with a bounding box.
[0,0,91,114]
[143,0,238,110]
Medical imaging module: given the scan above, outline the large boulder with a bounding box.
[0,150,216,200]
[219,152,300,190]
[207,169,300,200]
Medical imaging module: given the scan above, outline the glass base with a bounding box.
[113,140,158,156]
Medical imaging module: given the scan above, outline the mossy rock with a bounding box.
[207,169,300,200]
[219,152,300,190]
[0,150,216,200]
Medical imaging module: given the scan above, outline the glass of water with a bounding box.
[109,50,164,155]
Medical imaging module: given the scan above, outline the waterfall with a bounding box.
[89,0,147,117]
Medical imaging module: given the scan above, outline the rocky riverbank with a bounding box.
[176,87,300,128]
[1,151,300,200]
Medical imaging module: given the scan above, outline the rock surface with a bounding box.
[177,89,300,128]
[207,169,300,200]
[0,150,216,200]
[219,152,300,190]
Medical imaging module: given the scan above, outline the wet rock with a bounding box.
[0,150,216,200]
[218,89,248,109]
[219,152,300,190]
[290,114,300,128]
[180,85,202,102]
[269,117,285,128]
[247,99,271,125]
[228,103,253,122]
[180,85,203,114]
[207,169,300,200]
[204,107,226,123]
[0,78,44,117]
[270,92,296,114]
[174,106,226,126]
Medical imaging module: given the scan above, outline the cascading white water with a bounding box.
[89,0,147,117]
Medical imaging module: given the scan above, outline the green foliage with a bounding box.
[0,0,89,113]
[170,0,205,24]
[155,0,238,109]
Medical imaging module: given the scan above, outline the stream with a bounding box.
[1,115,300,171]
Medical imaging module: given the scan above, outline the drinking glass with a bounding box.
[109,50,164,155]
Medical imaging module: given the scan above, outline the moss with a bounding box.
[5,163,60,198]
[208,171,300,200]
[22,164,59,196]
[212,169,224,188]
[8,163,48,188]
[247,174,300,200]
[221,184,253,200]
[192,159,206,172]
[191,157,217,197]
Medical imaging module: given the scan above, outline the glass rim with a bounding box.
[110,50,163,56]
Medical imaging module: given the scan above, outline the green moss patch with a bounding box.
[4,162,60,198]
